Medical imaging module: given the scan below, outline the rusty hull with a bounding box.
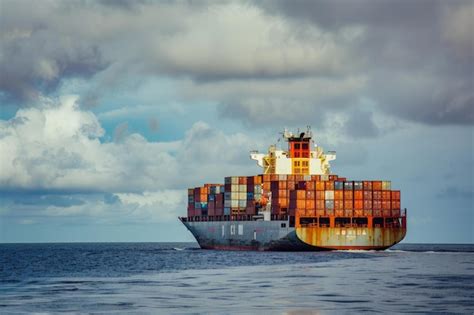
[296,226,406,250]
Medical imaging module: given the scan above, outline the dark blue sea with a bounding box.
[1,243,473,314]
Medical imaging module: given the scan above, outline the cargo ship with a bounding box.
[180,128,407,251]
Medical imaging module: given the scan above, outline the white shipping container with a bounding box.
[239,192,247,200]
[231,184,239,192]
[238,200,247,207]
[303,175,311,181]
[231,192,239,200]
[231,177,239,184]
[231,200,239,207]
[239,185,247,192]
[278,174,287,181]
[321,174,329,181]
[325,190,334,200]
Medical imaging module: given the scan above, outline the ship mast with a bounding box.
[250,127,336,175]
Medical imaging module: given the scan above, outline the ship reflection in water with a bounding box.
[1,243,473,313]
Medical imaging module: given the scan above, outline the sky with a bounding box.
[0,0,472,243]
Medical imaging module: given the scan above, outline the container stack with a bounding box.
[187,175,401,218]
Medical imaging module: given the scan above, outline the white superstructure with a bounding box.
[250,127,336,175]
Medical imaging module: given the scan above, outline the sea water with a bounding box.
[1,243,473,313]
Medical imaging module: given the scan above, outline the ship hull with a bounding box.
[180,219,406,251]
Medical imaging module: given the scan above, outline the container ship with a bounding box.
[180,128,407,251]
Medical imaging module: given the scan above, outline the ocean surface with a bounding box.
[1,243,473,314]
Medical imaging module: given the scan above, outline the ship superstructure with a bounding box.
[180,128,406,251]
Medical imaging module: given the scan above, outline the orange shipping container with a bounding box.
[306,190,315,200]
[354,209,363,217]
[344,199,353,209]
[325,181,335,190]
[344,209,353,217]
[297,200,306,209]
[315,191,325,200]
[382,191,391,200]
[306,200,315,210]
[334,190,344,200]
[306,210,316,217]
[316,210,325,217]
[306,181,315,190]
[354,200,363,210]
[316,181,325,191]
[334,200,344,210]
[373,181,383,190]
[296,190,306,199]
[335,210,344,217]
[354,191,363,200]
[382,200,391,210]
[344,191,353,200]
[263,174,271,182]
[316,200,325,210]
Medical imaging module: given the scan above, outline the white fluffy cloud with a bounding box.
[0,96,263,223]
[0,95,259,192]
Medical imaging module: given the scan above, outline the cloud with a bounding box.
[0,95,258,193]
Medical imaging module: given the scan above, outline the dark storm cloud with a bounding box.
[0,0,108,103]
[256,0,474,126]
[0,0,472,127]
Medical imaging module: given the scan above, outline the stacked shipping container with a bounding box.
[187,175,401,218]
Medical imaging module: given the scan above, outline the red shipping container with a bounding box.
[334,191,344,200]
[391,201,401,210]
[382,200,391,210]
[391,190,401,200]
[344,199,353,209]
[382,191,391,200]
[329,175,338,181]
[363,200,373,210]
[373,209,382,217]
[373,200,382,209]
[392,209,401,217]
[363,190,373,200]
[335,210,344,217]
[270,174,279,181]
[354,209,363,217]
[344,191,353,200]
[263,174,271,182]
[306,190,315,200]
[383,209,391,217]
[354,200,363,210]
[306,181,315,190]
[363,181,373,190]
[354,191,363,200]
[373,191,382,200]
[344,209,353,217]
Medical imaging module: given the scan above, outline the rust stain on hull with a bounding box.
[296,226,407,250]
